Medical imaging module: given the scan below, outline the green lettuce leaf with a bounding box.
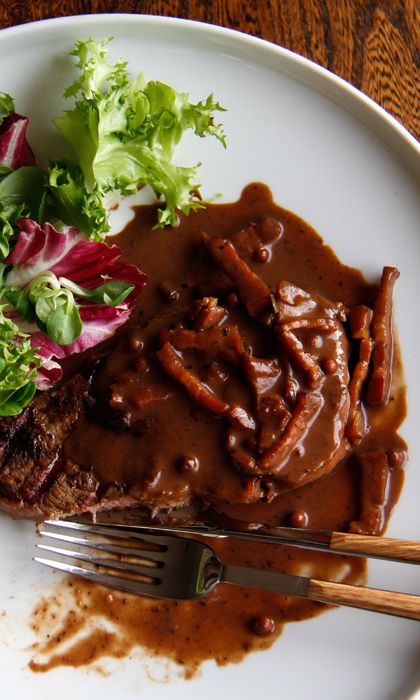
[0,93,14,125]
[0,304,40,416]
[0,166,47,220]
[0,166,48,258]
[5,269,136,346]
[51,37,226,235]
[48,160,109,240]
[0,202,24,259]
[59,277,134,306]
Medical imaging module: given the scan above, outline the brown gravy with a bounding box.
[29,183,406,675]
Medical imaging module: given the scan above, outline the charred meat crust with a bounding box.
[0,375,93,518]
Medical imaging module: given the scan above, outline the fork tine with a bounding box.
[38,529,166,565]
[43,520,172,548]
[35,544,162,581]
[33,556,164,598]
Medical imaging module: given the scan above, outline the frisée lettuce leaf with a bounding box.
[50,38,226,236]
[0,304,40,416]
[48,160,108,240]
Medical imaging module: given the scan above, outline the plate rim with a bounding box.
[1,13,418,175]
[0,12,419,700]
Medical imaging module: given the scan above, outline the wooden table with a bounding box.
[0,1,418,139]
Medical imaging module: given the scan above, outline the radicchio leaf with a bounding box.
[5,218,146,386]
[5,218,141,292]
[0,112,37,170]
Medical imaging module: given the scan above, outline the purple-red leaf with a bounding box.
[5,219,147,387]
[0,112,37,169]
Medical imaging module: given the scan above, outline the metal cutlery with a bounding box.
[34,519,420,621]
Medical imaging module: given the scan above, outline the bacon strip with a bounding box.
[346,306,374,444]
[346,338,373,444]
[258,392,322,474]
[275,280,316,320]
[367,266,399,406]
[349,305,372,340]
[230,448,258,473]
[242,354,281,399]
[167,325,245,364]
[128,388,174,410]
[230,223,261,258]
[157,342,229,415]
[282,358,299,403]
[281,318,337,334]
[205,235,271,317]
[276,280,311,306]
[228,405,256,431]
[277,317,339,391]
[277,327,324,390]
[349,451,391,535]
[158,340,255,431]
[188,297,227,331]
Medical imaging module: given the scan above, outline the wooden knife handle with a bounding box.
[330,532,420,563]
[308,578,420,621]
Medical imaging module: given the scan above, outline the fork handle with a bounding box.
[308,579,420,620]
[221,564,420,621]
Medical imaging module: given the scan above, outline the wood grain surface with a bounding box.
[0,1,418,139]
[308,578,420,621]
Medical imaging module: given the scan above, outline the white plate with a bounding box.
[0,14,419,700]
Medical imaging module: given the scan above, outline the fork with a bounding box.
[34,520,420,621]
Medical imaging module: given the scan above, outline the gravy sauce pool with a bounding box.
[29,183,406,676]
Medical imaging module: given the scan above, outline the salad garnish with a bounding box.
[2,217,145,349]
[0,304,40,415]
[0,38,225,414]
[50,38,226,236]
[0,94,47,259]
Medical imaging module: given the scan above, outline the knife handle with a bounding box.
[308,578,420,621]
[329,532,420,563]
[217,527,420,565]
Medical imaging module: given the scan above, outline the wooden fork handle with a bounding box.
[330,532,420,563]
[309,579,420,621]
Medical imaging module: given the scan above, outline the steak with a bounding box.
[0,372,154,519]
[0,188,403,528]
[0,285,351,521]
[0,375,91,518]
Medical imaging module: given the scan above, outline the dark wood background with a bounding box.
[0,1,418,139]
